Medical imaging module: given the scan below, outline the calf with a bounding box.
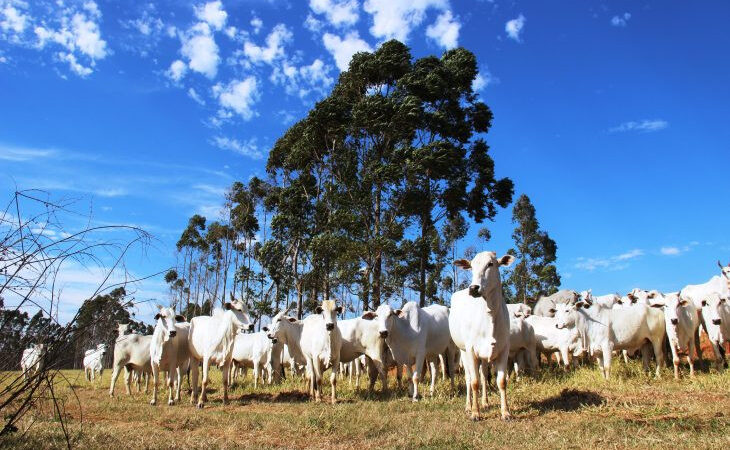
[83,344,108,382]
[372,302,456,402]
[449,251,515,421]
[150,307,190,406]
[533,290,580,317]
[337,314,388,393]
[649,292,701,379]
[109,323,152,397]
[187,294,254,408]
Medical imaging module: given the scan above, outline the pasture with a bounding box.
[3,362,729,449]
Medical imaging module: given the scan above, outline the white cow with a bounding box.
[508,318,537,380]
[648,292,701,379]
[554,296,666,379]
[580,290,620,309]
[449,251,515,421]
[370,302,455,402]
[337,314,388,393]
[525,315,581,370]
[187,295,254,408]
[680,263,730,360]
[83,344,108,382]
[533,290,580,317]
[699,292,730,370]
[109,324,152,397]
[230,331,275,388]
[506,303,532,318]
[300,300,343,403]
[150,307,190,406]
[21,344,44,379]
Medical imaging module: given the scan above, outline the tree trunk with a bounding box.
[372,187,382,308]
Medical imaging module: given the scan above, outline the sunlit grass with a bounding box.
[2,361,729,449]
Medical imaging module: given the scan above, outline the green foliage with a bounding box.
[503,194,561,303]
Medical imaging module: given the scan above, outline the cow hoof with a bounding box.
[168,400,174,406]
[470,414,481,422]
[197,403,204,409]
[501,414,514,422]
[150,400,156,406]
[412,398,419,403]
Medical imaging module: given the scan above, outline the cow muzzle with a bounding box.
[379,330,389,338]
[326,323,335,331]
[270,337,278,344]
[468,285,480,297]
[247,324,255,331]
[713,319,722,325]
[169,330,177,338]
[670,318,678,325]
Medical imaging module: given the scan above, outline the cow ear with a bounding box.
[315,306,324,314]
[262,326,269,332]
[175,315,186,322]
[453,259,471,270]
[394,309,403,317]
[678,299,689,307]
[647,292,656,299]
[154,313,161,320]
[701,299,708,307]
[549,308,556,314]
[498,255,515,267]
[286,317,297,323]
[224,302,233,310]
[230,292,235,301]
[361,311,376,320]
[335,306,343,314]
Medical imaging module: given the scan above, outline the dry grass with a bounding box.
[2,361,729,449]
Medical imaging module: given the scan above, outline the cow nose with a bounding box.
[169,331,177,338]
[671,318,678,325]
[713,319,722,325]
[248,324,255,331]
[326,323,334,331]
[468,285,480,297]
[379,330,389,338]
[271,337,278,344]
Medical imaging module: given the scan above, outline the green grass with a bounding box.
[2,362,729,449]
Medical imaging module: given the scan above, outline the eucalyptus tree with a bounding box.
[503,194,561,304]
[176,214,207,314]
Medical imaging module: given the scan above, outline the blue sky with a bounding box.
[1,0,729,323]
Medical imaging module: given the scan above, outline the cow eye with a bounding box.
[487,262,493,267]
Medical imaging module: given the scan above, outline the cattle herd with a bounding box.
[19,253,730,421]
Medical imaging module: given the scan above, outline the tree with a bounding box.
[503,194,561,304]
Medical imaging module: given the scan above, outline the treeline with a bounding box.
[165,40,561,324]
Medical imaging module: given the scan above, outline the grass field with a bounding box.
[2,362,729,449]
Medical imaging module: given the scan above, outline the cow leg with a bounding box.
[688,338,696,378]
[198,358,209,408]
[710,340,724,371]
[150,363,159,406]
[479,360,488,407]
[496,358,512,421]
[222,363,230,405]
[603,347,612,380]
[175,367,182,402]
[252,361,259,389]
[641,343,651,372]
[124,367,134,395]
[669,341,680,380]
[428,360,437,397]
[190,361,199,405]
[464,350,480,420]
[330,358,339,404]
[652,338,665,378]
[622,350,629,364]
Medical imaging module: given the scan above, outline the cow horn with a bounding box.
[719,260,724,270]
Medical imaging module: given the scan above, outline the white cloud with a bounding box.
[213,76,260,120]
[363,0,449,42]
[212,136,263,159]
[243,23,292,65]
[250,16,263,34]
[270,58,334,98]
[611,12,631,27]
[472,67,497,91]
[505,14,525,42]
[194,1,228,31]
[310,0,359,28]
[1,1,29,35]
[123,8,164,37]
[70,11,107,59]
[181,23,220,78]
[188,87,205,105]
[609,119,668,133]
[58,51,93,76]
[425,10,460,49]
[166,59,187,81]
[575,248,643,271]
[0,145,56,161]
[660,247,681,256]
[304,13,323,33]
[322,31,372,71]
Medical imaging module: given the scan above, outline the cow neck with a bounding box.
[390,307,419,343]
[481,284,507,317]
[281,319,305,363]
[208,310,238,354]
[150,323,166,364]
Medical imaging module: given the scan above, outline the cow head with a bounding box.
[701,293,728,341]
[315,300,342,332]
[226,293,255,332]
[453,251,515,302]
[362,303,404,339]
[579,290,593,303]
[97,343,108,356]
[265,307,296,344]
[649,292,687,326]
[718,260,730,280]
[154,306,185,341]
[512,303,532,318]
[554,302,579,329]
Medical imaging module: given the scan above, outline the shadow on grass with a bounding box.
[530,388,605,413]
[236,390,355,404]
